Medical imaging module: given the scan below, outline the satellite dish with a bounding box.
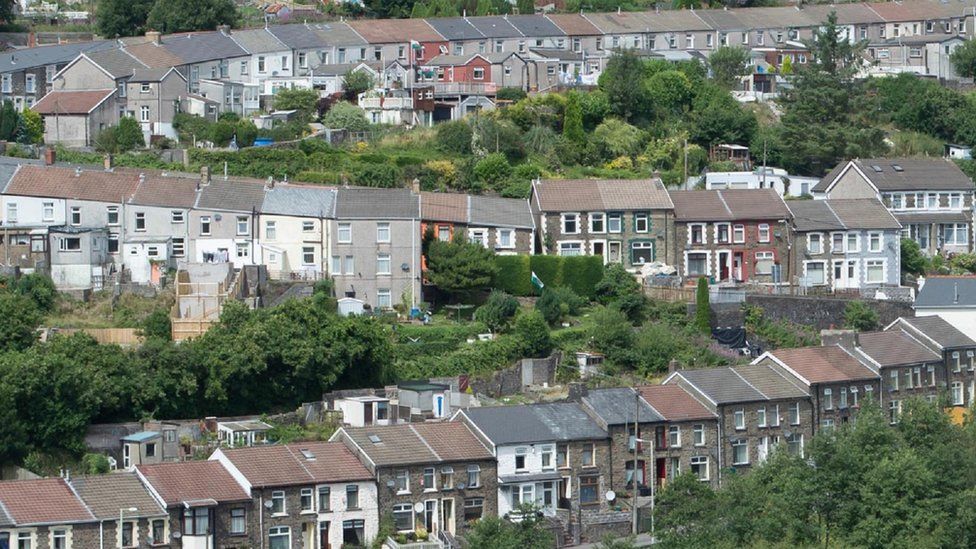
[264,500,274,509]
[605,490,616,502]
[413,502,425,513]
[386,479,396,488]
[172,532,182,539]
[457,482,466,490]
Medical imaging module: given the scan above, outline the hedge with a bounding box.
[493,255,533,296]
[530,255,563,289]
[562,256,604,299]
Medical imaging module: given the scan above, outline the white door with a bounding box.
[608,241,622,263]
[832,259,858,289]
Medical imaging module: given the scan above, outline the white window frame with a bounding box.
[558,241,583,257]
[607,213,623,233]
[754,251,775,275]
[690,456,709,481]
[271,490,286,514]
[688,223,707,245]
[376,253,391,275]
[807,233,823,254]
[732,224,745,244]
[732,438,749,465]
[693,424,705,446]
[236,216,249,236]
[868,231,882,252]
[758,223,770,243]
[685,250,710,277]
[734,409,745,430]
[803,260,827,286]
[338,223,352,244]
[588,212,605,234]
[561,213,580,234]
[865,259,885,284]
[497,228,515,249]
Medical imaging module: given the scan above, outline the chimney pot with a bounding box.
[103,154,113,171]
[411,178,420,194]
[146,30,161,45]
[668,359,680,374]
[200,166,211,185]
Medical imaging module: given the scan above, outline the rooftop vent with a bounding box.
[368,434,382,444]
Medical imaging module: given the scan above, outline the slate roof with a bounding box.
[4,165,139,202]
[128,67,182,82]
[123,41,186,68]
[70,473,167,520]
[261,184,336,217]
[533,178,672,212]
[84,48,147,78]
[466,16,524,38]
[0,478,94,525]
[643,10,712,32]
[802,3,885,25]
[0,40,113,73]
[787,198,900,231]
[138,461,250,507]
[670,189,789,221]
[267,23,330,49]
[347,19,443,43]
[893,211,972,224]
[857,329,942,367]
[195,178,267,212]
[231,28,289,54]
[469,195,534,229]
[426,18,485,40]
[582,387,663,426]
[916,276,976,308]
[733,363,810,400]
[582,12,653,33]
[421,191,467,223]
[506,15,566,36]
[129,174,200,208]
[218,441,372,488]
[464,403,608,445]
[895,316,976,349]
[161,32,248,64]
[637,385,716,421]
[813,158,974,192]
[340,422,491,466]
[334,188,419,219]
[546,13,603,35]
[671,367,767,405]
[765,345,878,385]
[31,89,115,114]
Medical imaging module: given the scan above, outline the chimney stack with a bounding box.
[204,416,217,433]
[821,329,859,351]
[146,31,161,45]
[103,154,113,171]
[411,178,420,194]
[217,24,231,35]
[668,359,680,374]
[43,148,56,165]
[200,166,211,185]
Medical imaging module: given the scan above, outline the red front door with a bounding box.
[655,458,666,487]
[319,522,330,549]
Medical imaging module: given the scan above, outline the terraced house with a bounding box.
[531,178,674,268]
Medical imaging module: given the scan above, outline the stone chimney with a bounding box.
[567,382,587,402]
[43,147,56,165]
[146,31,161,45]
[668,359,680,374]
[411,178,420,194]
[103,154,113,171]
[204,416,218,433]
[200,165,211,186]
[821,329,858,351]
[217,24,231,36]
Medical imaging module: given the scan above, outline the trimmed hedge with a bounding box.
[493,255,533,296]
[562,256,604,299]
[494,254,604,298]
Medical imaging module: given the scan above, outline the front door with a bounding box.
[832,259,858,289]
[655,458,666,487]
[592,241,605,262]
[718,252,730,281]
[319,522,330,549]
[424,500,437,533]
[608,241,622,264]
[733,252,743,281]
[440,498,455,535]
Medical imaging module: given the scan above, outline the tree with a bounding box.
[694,277,711,334]
[18,108,43,144]
[146,0,239,34]
[563,92,585,145]
[598,50,650,123]
[843,300,878,332]
[0,101,18,141]
[646,70,694,120]
[535,286,584,326]
[436,120,473,155]
[708,46,750,89]
[593,118,643,159]
[472,153,512,190]
[116,117,145,152]
[15,274,57,312]
[0,293,40,352]
[321,101,369,132]
[474,290,520,332]
[425,233,499,301]
[96,0,154,37]
[342,70,375,98]
[900,238,927,278]
[513,311,553,359]
[690,88,758,147]
[951,39,976,78]
[516,0,534,13]
[274,88,320,121]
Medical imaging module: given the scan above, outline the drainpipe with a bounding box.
[259,493,265,549]
[99,520,104,549]
[716,405,724,487]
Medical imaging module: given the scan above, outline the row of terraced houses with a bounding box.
[1,313,974,548]
[4,0,976,144]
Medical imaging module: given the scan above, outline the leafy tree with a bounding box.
[593,118,642,159]
[951,38,976,78]
[0,293,40,352]
[474,290,520,332]
[535,286,584,326]
[598,50,650,123]
[900,238,927,277]
[146,0,239,34]
[321,101,369,132]
[587,306,636,369]
[694,277,711,334]
[82,453,111,474]
[116,117,145,152]
[274,88,320,121]
[0,101,18,141]
[140,308,172,340]
[708,46,751,89]
[595,264,640,304]
[435,120,473,154]
[18,108,43,144]
[472,153,512,190]
[96,0,154,37]
[843,300,879,332]
[342,70,375,98]
[425,233,498,301]
[563,92,585,144]
[646,70,694,120]
[512,311,552,359]
[656,472,722,548]
[471,115,524,161]
[690,87,758,147]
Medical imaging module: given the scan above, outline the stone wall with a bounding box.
[469,352,559,398]
[745,294,914,331]
[579,510,632,544]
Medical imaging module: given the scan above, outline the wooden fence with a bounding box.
[171,318,217,343]
[644,285,696,303]
[56,328,143,346]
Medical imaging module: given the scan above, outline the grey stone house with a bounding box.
[189,171,266,269]
[212,442,379,548]
[122,172,199,285]
[137,461,253,549]
[664,365,813,483]
[125,67,187,141]
[70,472,171,548]
[754,345,881,433]
[886,316,976,412]
[332,422,496,540]
[531,178,675,268]
[331,188,421,311]
[812,158,975,256]
[785,198,902,291]
[0,40,112,111]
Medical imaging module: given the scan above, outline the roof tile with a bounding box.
[0,478,94,525]
[638,384,717,421]
[32,89,115,115]
[71,472,167,520]
[138,461,249,506]
[767,345,878,385]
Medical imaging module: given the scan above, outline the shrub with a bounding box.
[473,153,512,189]
[81,453,110,475]
[561,256,604,299]
[587,306,636,369]
[435,121,473,154]
[595,263,641,304]
[474,290,520,332]
[496,87,528,102]
[844,300,879,332]
[493,255,533,296]
[321,101,369,132]
[140,309,171,340]
[536,286,585,325]
[529,255,562,288]
[16,273,57,312]
[694,277,711,334]
[513,311,553,358]
[352,163,402,188]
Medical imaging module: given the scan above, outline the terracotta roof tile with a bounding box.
[0,478,94,525]
[638,384,717,421]
[137,461,249,507]
[409,422,493,462]
[421,192,468,223]
[5,165,140,202]
[129,174,200,208]
[857,329,943,367]
[533,178,671,211]
[70,472,167,520]
[341,422,490,467]
[766,346,879,385]
[32,89,115,115]
[347,19,443,43]
[219,442,371,488]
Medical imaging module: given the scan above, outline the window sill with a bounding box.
[300,510,316,515]
[396,491,411,496]
[423,489,438,493]
[271,512,288,517]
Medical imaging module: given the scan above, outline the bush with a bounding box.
[16,273,57,312]
[321,101,369,132]
[352,163,402,188]
[496,87,528,102]
[844,300,879,332]
[513,311,553,358]
[474,290,520,332]
[493,255,533,296]
[436,121,473,155]
[561,256,604,299]
[140,308,171,340]
[595,263,641,304]
[694,277,711,334]
[473,153,512,189]
[536,286,585,325]
[529,255,563,288]
[81,453,110,475]
[587,306,637,369]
